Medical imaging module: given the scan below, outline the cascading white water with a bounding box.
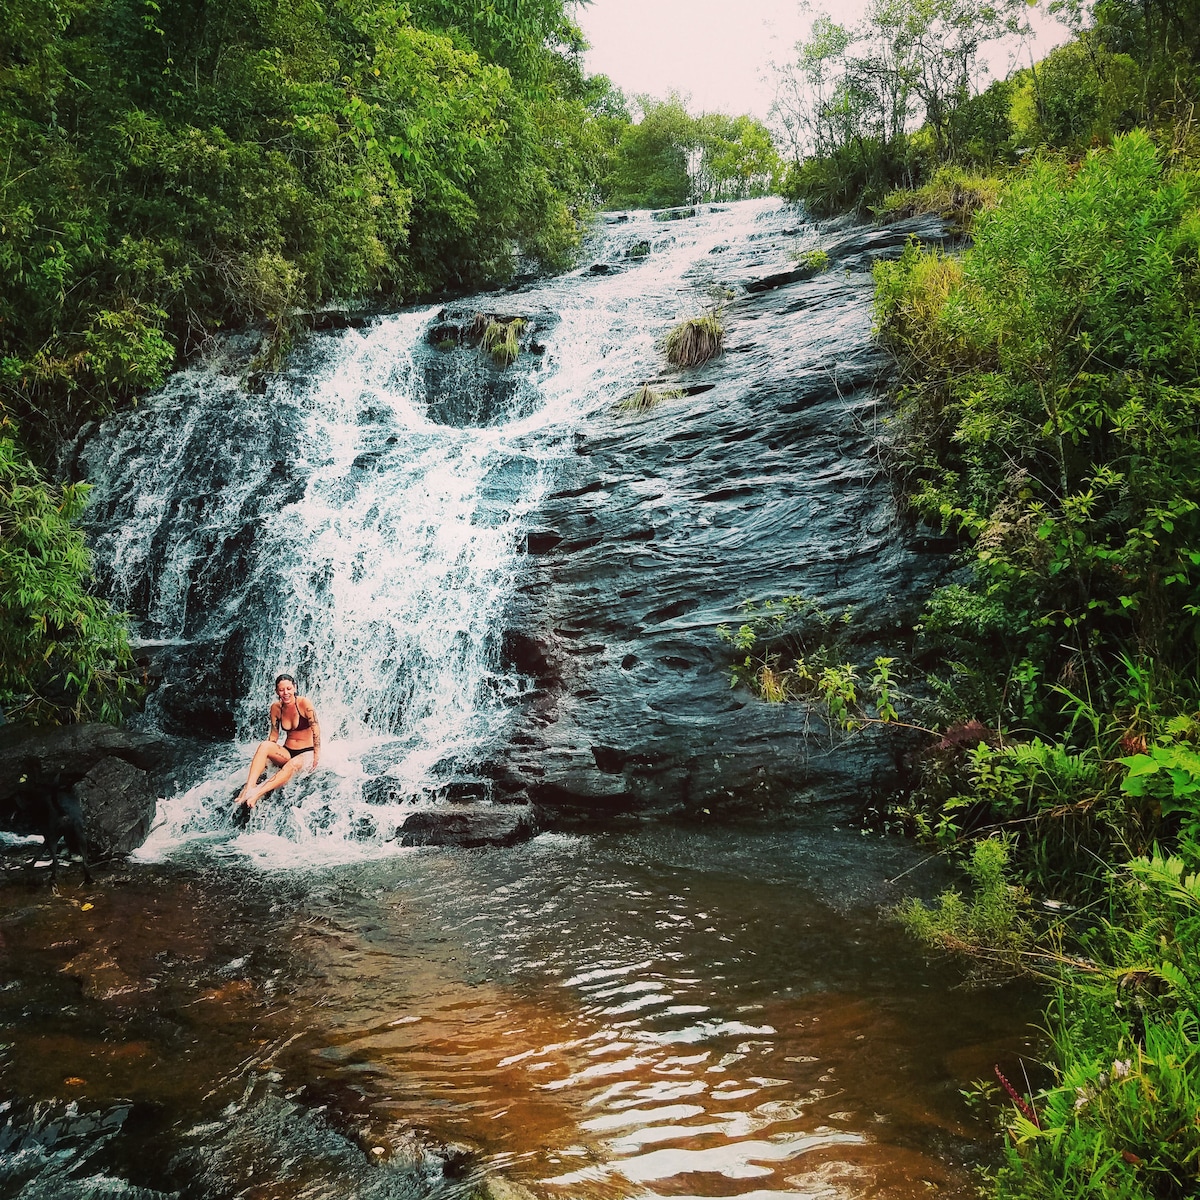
[74,198,788,866]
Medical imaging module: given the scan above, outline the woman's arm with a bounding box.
[269,701,281,743]
[304,699,320,769]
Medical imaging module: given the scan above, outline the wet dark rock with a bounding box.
[625,240,651,259]
[418,306,560,427]
[0,723,168,800]
[398,803,537,848]
[0,723,167,858]
[75,756,158,858]
[654,207,697,221]
[301,308,377,332]
[504,214,957,823]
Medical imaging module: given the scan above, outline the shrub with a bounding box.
[893,837,1032,970]
[779,136,927,218]
[877,165,1003,228]
[0,438,138,724]
[876,131,1200,675]
[664,313,724,367]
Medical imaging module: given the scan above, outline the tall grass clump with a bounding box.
[876,165,1003,228]
[664,313,724,367]
[479,317,526,366]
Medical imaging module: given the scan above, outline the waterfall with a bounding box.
[71,199,787,866]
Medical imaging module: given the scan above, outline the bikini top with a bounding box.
[279,701,312,734]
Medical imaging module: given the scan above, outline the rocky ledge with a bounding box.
[0,723,170,861]
[498,213,958,823]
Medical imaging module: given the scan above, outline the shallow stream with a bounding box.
[2,825,1037,1199]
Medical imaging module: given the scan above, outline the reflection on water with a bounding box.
[0,826,1039,1199]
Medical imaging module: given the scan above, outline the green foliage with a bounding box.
[0,437,137,723]
[1010,41,1142,151]
[894,837,1032,966]
[604,94,694,209]
[877,133,1200,677]
[790,247,831,272]
[876,164,1002,228]
[778,136,925,218]
[602,93,780,209]
[991,853,1200,1200]
[0,0,612,452]
[1120,739,1200,844]
[716,595,900,729]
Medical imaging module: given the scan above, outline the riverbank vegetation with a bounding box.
[876,122,1200,1200]
[759,0,1200,1193]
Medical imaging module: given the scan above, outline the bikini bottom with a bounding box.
[286,745,314,759]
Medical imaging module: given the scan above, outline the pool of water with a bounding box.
[0,824,1040,1199]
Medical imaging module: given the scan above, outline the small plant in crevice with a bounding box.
[480,316,526,366]
[716,595,903,730]
[465,312,527,366]
[616,383,684,414]
[790,246,831,272]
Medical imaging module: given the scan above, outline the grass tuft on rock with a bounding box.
[480,317,525,366]
[664,314,724,367]
[876,165,1002,229]
[617,383,684,414]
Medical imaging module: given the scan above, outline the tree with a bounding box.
[604,93,695,208]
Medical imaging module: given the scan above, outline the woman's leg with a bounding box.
[244,751,312,808]
[236,741,290,802]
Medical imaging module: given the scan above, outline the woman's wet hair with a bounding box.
[275,673,297,690]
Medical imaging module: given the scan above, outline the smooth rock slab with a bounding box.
[501,213,957,821]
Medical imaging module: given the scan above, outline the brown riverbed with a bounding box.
[0,824,1041,1200]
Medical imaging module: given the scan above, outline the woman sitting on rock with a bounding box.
[232,673,320,826]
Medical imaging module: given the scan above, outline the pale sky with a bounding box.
[573,0,1074,123]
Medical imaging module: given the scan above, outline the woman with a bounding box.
[232,673,320,825]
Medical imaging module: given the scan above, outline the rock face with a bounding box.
[0,723,167,858]
[499,214,958,822]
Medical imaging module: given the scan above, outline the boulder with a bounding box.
[398,804,536,848]
[0,723,166,858]
[0,723,168,803]
[74,756,159,859]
